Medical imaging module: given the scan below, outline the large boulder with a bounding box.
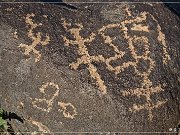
[0,1,179,134]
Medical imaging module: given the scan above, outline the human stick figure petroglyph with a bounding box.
[120,12,169,120]
[18,13,50,62]
[31,82,77,119]
[61,11,171,120]
[62,19,107,94]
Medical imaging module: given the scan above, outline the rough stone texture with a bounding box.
[0,1,179,134]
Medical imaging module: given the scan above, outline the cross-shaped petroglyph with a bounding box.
[62,10,171,120]
[31,82,77,119]
[119,12,169,120]
[18,13,50,62]
[62,19,107,94]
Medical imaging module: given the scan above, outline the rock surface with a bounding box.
[0,0,179,134]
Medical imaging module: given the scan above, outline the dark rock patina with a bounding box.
[0,0,179,134]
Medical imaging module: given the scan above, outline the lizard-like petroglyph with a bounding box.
[18,13,50,62]
[31,82,77,119]
[62,19,107,94]
[62,10,170,120]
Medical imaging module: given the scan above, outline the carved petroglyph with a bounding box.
[131,100,167,120]
[58,102,78,119]
[31,82,77,119]
[62,19,107,94]
[123,4,132,17]
[18,13,50,62]
[62,11,170,120]
[28,117,52,135]
[150,14,171,64]
[120,12,168,120]
[122,85,167,120]
[32,82,59,112]
[131,24,149,32]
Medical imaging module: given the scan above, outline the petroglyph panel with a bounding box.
[62,11,171,120]
[18,13,50,62]
[31,82,78,119]
[0,2,179,133]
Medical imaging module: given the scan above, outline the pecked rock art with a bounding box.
[27,117,52,135]
[31,82,60,113]
[61,10,171,120]
[18,13,50,62]
[31,82,77,119]
[58,101,78,119]
[61,18,107,94]
[0,1,179,134]
[119,11,170,120]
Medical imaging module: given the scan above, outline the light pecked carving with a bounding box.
[18,13,50,62]
[31,82,78,119]
[58,102,78,119]
[61,11,170,120]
